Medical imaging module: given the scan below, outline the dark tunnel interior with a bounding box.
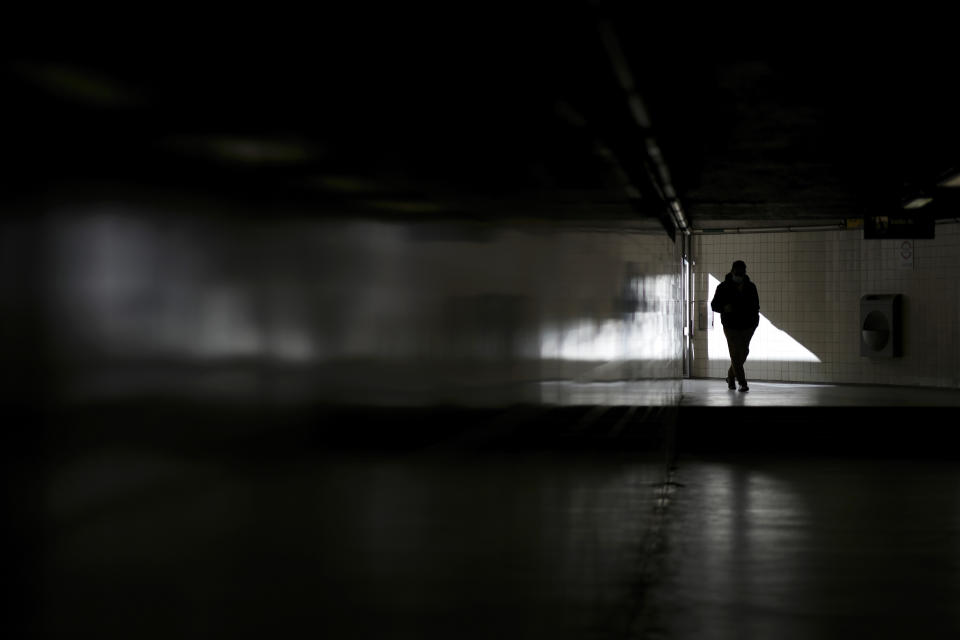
[5,7,960,639]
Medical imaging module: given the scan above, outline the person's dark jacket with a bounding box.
[711,273,759,329]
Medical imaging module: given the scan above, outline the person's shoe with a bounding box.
[726,377,736,390]
[738,385,750,392]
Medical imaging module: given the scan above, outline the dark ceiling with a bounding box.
[4,7,959,237]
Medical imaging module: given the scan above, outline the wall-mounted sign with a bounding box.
[864,213,934,239]
[697,300,713,330]
[899,240,914,270]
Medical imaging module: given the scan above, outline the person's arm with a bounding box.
[710,283,725,313]
[750,284,760,312]
[711,283,734,313]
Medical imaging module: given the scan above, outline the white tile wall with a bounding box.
[692,223,960,388]
[46,216,686,405]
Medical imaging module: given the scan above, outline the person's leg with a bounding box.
[730,329,748,388]
[723,327,737,388]
[732,327,757,388]
[738,327,756,388]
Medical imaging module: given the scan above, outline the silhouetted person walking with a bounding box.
[711,260,759,392]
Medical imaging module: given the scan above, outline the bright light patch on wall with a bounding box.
[539,319,622,362]
[269,328,316,362]
[196,288,263,358]
[539,275,680,362]
[707,274,820,362]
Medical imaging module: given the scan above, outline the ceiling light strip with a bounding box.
[597,18,689,236]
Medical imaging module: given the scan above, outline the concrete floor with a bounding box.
[26,447,960,639]
[320,378,960,409]
[12,382,960,638]
[642,456,960,638]
[682,378,960,407]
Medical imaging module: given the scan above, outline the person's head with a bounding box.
[731,260,746,283]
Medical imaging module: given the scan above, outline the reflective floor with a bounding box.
[15,402,960,639]
[646,457,960,639]
[325,378,960,409]
[682,378,960,407]
[12,382,960,638]
[25,449,960,639]
[33,449,670,639]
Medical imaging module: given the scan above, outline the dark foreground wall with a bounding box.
[4,198,684,412]
[3,197,688,637]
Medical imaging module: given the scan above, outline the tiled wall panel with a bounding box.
[31,209,685,408]
[693,223,960,388]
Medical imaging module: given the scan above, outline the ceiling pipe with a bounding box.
[692,218,960,234]
[693,223,847,235]
[596,18,690,237]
